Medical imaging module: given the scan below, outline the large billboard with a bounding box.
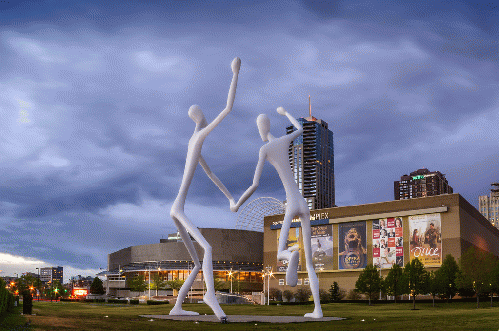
[409,213,442,266]
[338,221,367,269]
[311,224,334,271]
[372,217,404,269]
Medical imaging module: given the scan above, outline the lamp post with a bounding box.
[36,268,40,301]
[148,266,151,300]
[228,268,233,294]
[265,266,272,305]
[262,270,265,305]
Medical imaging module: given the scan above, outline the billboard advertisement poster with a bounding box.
[276,227,302,272]
[311,224,334,271]
[373,217,404,269]
[338,221,367,269]
[409,213,442,266]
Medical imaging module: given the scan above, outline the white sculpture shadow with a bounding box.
[169,57,241,321]
[231,107,323,318]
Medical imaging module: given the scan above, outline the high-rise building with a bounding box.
[394,168,453,200]
[40,266,63,284]
[287,96,335,210]
[478,182,499,228]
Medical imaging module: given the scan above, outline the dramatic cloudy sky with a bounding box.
[1,0,497,281]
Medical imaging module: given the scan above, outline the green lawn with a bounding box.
[6,301,499,330]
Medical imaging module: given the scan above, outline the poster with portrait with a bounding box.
[338,221,367,269]
[409,213,442,266]
[372,217,404,269]
[310,224,334,271]
[276,227,302,272]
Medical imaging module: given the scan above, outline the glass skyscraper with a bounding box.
[286,113,335,210]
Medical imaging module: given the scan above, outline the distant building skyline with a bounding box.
[40,266,63,284]
[479,182,499,229]
[287,96,335,210]
[394,168,453,200]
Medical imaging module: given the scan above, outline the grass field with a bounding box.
[4,301,499,330]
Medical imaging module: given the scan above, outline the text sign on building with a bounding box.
[270,212,329,229]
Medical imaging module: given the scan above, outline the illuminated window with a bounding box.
[279,279,284,286]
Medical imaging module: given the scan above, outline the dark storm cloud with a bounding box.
[1,0,498,279]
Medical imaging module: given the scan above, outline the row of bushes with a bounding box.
[0,279,15,315]
[59,298,168,305]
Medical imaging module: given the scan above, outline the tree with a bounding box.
[355,264,382,306]
[456,247,497,308]
[213,278,227,292]
[167,279,184,295]
[436,254,459,301]
[151,273,166,296]
[282,289,294,302]
[427,271,442,307]
[269,287,282,302]
[128,274,147,292]
[384,264,406,303]
[319,289,330,303]
[90,277,105,295]
[329,282,342,302]
[404,258,427,310]
[294,288,311,302]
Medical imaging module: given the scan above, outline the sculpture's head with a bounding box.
[256,114,270,141]
[188,105,207,127]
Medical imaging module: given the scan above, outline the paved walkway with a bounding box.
[140,314,345,323]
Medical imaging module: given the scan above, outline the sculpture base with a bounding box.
[140,314,344,323]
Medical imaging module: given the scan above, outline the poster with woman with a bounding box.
[311,224,334,271]
[409,213,442,266]
[373,217,403,269]
[338,221,367,269]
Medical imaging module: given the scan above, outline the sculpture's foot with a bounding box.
[304,307,323,318]
[169,307,200,316]
[203,292,226,321]
[285,250,299,287]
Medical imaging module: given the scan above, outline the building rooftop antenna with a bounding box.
[309,95,312,118]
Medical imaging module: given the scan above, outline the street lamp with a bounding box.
[265,266,272,305]
[228,268,233,294]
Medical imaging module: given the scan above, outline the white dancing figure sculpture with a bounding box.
[169,57,241,321]
[231,107,323,318]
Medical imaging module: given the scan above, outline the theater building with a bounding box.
[105,228,264,298]
[263,193,499,293]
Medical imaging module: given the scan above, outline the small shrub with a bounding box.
[319,289,330,303]
[283,290,294,302]
[346,289,361,300]
[294,288,312,303]
[269,287,282,302]
[108,299,128,304]
[146,300,169,305]
[129,299,139,305]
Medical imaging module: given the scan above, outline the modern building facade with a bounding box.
[394,168,453,200]
[40,266,63,284]
[264,193,499,294]
[105,228,264,297]
[287,98,335,209]
[478,182,499,228]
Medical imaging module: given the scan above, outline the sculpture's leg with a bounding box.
[277,211,299,287]
[299,213,323,318]
[169,215,201,316]
[172,213,226,320]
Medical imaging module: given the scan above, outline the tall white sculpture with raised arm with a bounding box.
[231,107,323,318]
[169,57,241,321]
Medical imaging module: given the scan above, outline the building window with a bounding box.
[304,278,310,285]
[279,279,284,286]
[297,279,302,286]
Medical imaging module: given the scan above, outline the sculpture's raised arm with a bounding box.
[276,107,303,141]
[202,57,241,136]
